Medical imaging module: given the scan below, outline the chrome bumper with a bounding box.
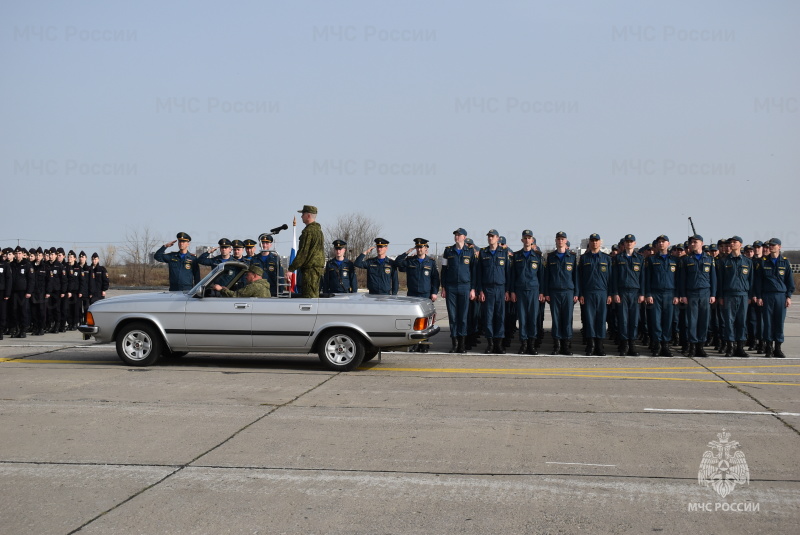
[409,324,441,340]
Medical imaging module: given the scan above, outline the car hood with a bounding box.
[89,291,189,308]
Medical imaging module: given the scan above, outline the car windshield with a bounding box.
[188,261,249,296]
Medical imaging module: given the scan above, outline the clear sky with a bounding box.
[2,0,798,257]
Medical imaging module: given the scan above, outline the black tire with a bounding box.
[116,322,163,367]
[363,347,380,362]
[317,329,365,371]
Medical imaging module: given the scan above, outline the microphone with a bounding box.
[270,224,289,234]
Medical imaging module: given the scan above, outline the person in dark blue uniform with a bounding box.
[754,238,795,358]
[717,236,755,357]
[678,234,717,357]
[322,239,358,294]
[578,233,612,356]
[154,232,201,292]
[395,238,440,300]
[499,236,517,349]
[746,241,764,352]
[643,235,678,357]
[740,244,761,351]
[671,243,688,350]
[706,243,719,345]
[464,237,482,350]
[355,238,398,295]
[476,229,510,354]
[612,234,645,356]
[543,231,579,355]
[395,238,440,353]
[198,238,239,288]
[510,230,544,355]
[242,239,257,264]
[440,228,477,353]
[713,239,731,354]
[250,233,284,295]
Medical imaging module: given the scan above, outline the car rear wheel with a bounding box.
[116,322,162,367]
[318,330,365,371]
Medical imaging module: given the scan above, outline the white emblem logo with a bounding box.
[698,429,749,498]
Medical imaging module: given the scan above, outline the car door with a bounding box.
[184,297,252,349]
[251,297,317,349]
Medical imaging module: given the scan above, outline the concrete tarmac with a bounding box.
[1,291,798,534]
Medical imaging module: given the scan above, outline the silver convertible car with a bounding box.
[79,261,440,371]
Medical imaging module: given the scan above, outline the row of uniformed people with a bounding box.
[615,235,794,357]
[156,233,284,294]
[434,229,793,358]
[0,246,109,339]
[157,230,794,358]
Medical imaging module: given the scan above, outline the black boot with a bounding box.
[746,336,755,351]
[494,338,506,354]
[774,342,786,358]
[457,336,466,353]
[627,340,640,356]
[733,341,748,358]
[650,339,659,356]
[594,338,606,356]
[659,341,674,357]
[585,339,594,356]
[449,337,458,353]
[765,341,774,357]
[712,336,721,351]
[518,340,528,354]
[724,341,733,357]
[485,338,494,354]
[618,341,627,357]
[695,343,708,357]
[552,339,561,355]
[561,340,573,356]
[464,334,474,350]
[527,340,538,356]
[756,340,764,354]
[685,343,696,357]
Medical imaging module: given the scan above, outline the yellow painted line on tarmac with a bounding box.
[364,366,800,386]
[1,358,115,364]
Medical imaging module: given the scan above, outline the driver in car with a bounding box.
[212,265,271,298]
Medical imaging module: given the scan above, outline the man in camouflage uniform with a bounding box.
[213,264,271,298]
[288,205,325,298]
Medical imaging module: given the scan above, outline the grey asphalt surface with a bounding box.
[1,290,798,534]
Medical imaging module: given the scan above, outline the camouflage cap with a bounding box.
[246,264,264,277]
[298,205,318,214]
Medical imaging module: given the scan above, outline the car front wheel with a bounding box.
[116,322,163,367]
[318,330,365,372]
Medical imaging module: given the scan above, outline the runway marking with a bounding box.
[0,358,116,364]
[644,408,800,417]
[365,366,800,386]
[545,462,617,467]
